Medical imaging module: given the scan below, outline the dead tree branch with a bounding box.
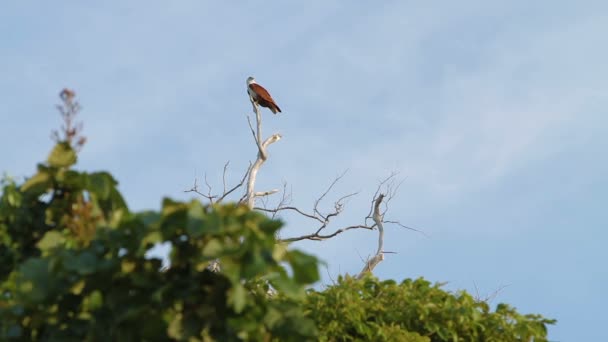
[182,80,422,279]
[274,172,422,247]
[185,162,251,204]
[243,99,281,209]
[280,224,375,242]
[357,193,385,278]
[473,282,511,304]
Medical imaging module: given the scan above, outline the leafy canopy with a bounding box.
[306,276,555,342]
[0,135,320,341]
[0,91,554,341]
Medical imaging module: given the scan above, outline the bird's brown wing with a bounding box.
[249,83,281,113]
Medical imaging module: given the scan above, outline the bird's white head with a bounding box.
[246,76,256,85]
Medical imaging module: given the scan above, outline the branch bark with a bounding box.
[357,194,385,279]
[243,98,281,209]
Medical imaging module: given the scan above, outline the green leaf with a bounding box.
[47,142,77,168]
[141,231,163,247]
[202,239,223,257]
[137,211,161,226]
[20,171,51,193]
[272,243,287,261]
[186,201,205,237]
[70,279,86,295]
[270,276,303,298]
[16,258,52,303]
[56,169,84,188]
[287,250,319,284]
[228,283,246,313]
[37,231,65,252]
[85,290,104,310]
[64,251,98,275]
[87,172,115,200]
[168,313,184,339]
[121,259,137,273]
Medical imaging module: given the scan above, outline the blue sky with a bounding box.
[2,1,607,340]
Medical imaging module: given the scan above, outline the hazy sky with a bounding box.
[2,2,607,340]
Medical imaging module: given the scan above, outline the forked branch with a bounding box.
[357,193,385,278]
[185,162,251,204]
[243,98,281,209]
[273,173,421,245]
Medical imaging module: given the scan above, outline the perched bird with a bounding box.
[246,77,282,114]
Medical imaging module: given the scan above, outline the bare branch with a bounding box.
[366,172,398,223]
[246,115,263,153]
[185,162,251,204]
[255,206,324,224]
[279,224,375,242]
[204,173,214,204]
[222,161,230,195]
[184,177,217,202]
[254,189,279,197]
[325,265,336,286]
[384,220,428,237]
[358,193,386,278]
[272,172,396,244]
[314,170,349,217]
[217,162,251,203]
[473,282,511,303]
[273,181,292,216]
[243,98,281,209]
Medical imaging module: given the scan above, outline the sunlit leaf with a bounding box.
[20,171,51,193]
[36,231,65,252]
[202,238,223,257]
[87,172,115,200]
[70,279,86,295]
[47,142,77,168]
[186,201,205,237]
[228,283,246,313]
[287,250,319,284]
[121,259,137,273]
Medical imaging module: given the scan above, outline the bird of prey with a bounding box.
[246,77,282,114]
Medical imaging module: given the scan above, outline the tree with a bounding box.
[186,84,419,277]
[0,89,555,341]
[306,276,554,341]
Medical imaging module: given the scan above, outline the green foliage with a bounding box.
[0,141,319,341]
[0,94,555,341]
[306,275,555,342]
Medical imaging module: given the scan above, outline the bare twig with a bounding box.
[365,172,398,223]
[276,171,421,250]
[314,170,349,217]
[204,173,214,204]
[246,115,263,153]
[473,282,511,303]
[217,162,251,203]
[325,265,336,286]
[267,172,376,242]
[185,162,251,204]
[255,206,324,224]
[184,177,217,202]
[384,220,428,237]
